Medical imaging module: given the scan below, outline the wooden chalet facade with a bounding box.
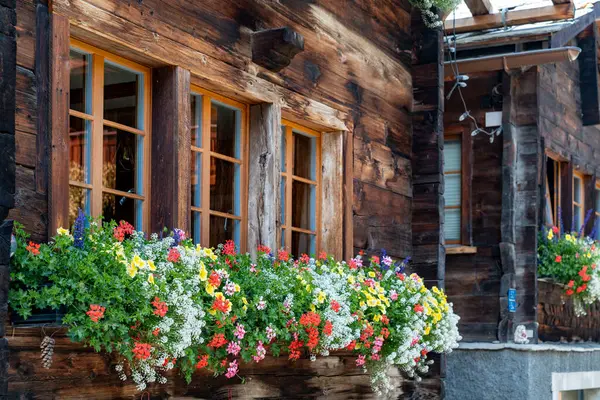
[0,0,449,398]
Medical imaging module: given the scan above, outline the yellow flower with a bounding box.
[587,252,592,258]
[420,286,427,294]
[347,276,355,285]
[310,304,316,312]
[547,230,554,240]
[367,298,378,307]
[199,262,208,281]
[373,314,381,322]
[360,301,366,308]
[147,260,156,271]
[317,291,326,304]
[242,305,248,312]
[148,274,155,284]
[56,227,69,236]
[306,285,312,293]
[424,325,431,335]
[234,283,240,292]
[368,271,376,278]
[565,234,572,242]
[127,264,138,278]
[242,297,248,305]
[131,255,145,269]
[205,282,215,296]
[355,342,362,349]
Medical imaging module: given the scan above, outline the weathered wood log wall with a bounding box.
[6,0,441,398]
[443,72,505,341]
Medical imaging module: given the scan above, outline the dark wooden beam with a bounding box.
[251,27,304,72]
[464,0,493,16]
[560,161,574,230]
[48,13,70,234]
[577,25,600,126]
[552,0,572,4]
[35,1,50,195]
[550,3,599,48]
[150,66,191,234]
[444,4,574,34]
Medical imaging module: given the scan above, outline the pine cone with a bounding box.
[40,336,55,369]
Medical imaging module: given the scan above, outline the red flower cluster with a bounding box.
[152,297,168,317]
[86,304,106,322]
[346,340,357,351]
[299,312,321,327]
[371,256,380,264]
[579,266,591,282]
[167,248,181,263]
[113,221,134,242]
[208,271,221,288]
[212,296,231,313]
[555,255,562,263]
[323,320,333,336]
[552,226,559,234]
[257,244,271,254]
[414,304,424,313]
[299,254,310,264]
[380,315,389,325]
[132,343,152,360]
[208,333,228,348]
[223,240,236,256]
[318,251,328,261]
[306,326,319,350]
[288,338,304,360]
[152,328,160,336]
[380,327,390,339]
[360,325,374,341]
[26,241,40,255]
[348,259,358,269]
[278,249,290,262]
[577,284,588,294]
[330,300,341,313]
[196,354,209,369]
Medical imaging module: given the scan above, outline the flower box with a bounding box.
[537,278,600,342]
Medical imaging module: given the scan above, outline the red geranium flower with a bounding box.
[318,251,328,260]
[278,249,290,262]
[414,304,424,313]
[566,289,575,296]
[151,297,168,317]
[223,240,236,256]
[299,254,310,264]
[323,320,333,336]
[552,226,559,234]
[26,241,40,255]
[113,221,134,242]
[208,333,228,348]
[257,244,271,254]
[330,300,341,313]
[299,312,321,327]
[86,304,106,322]
[208,271,221,288]
[167,248,181,263]
[132,343,152,360]
[346,340,357,351]
[555,255,562,263]
[196,354,209,369]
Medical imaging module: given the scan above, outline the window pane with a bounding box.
[292,180,316,231]
[445,208,461,242]
[445,174,461,207]
[191,151,202,207]
[102,192,139,227]
[191,94,202,148]
[210,158,240,215]
[191,211,201,245]
[574,176,582,203]
[281,176,286,222]
[103,126,143,195]
[103,62,141,129]
[574,206,582,230]
[210,215,240,248]
[292,231,316,257]
[211,102,240,158]
[69,186,90,228]
[69,116,91,184]
[69,50,90,113]
[293,131,316,180]
[444,140,461,172]
[281,125,286,172]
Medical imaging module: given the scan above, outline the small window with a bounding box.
[68,40,150,229]
[280,121,321,256]
[443,137,462,244]
[544,157,561,227]
[573,171,584,231]
[189,87,247,250]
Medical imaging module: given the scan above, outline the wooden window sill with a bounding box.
[446,245,478,255]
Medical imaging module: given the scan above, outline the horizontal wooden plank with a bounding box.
[444,4,575,34]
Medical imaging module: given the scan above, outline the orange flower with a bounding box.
[568,280,575,288]
[208,333,228,348]
[151,297,168,317]
[86,304,105,322]
[196,354,209,369]
[208,271,221,288]
[152,328,160,336]
[566,289,574,296]
[278,249,290,262]
[555,255,562,263]
[323,320,333,336]
[26,241,40,255]
[132,343,152,360]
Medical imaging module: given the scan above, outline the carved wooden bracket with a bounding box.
[251,27,304,72]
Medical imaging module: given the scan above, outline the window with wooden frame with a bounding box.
[68,40,150,229]
[443,136,462,244]
[573,170,585,230]
[544,156,561,228]
[280,121,321,256]
[189,86,248,250]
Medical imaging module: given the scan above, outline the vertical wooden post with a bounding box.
[0,1,16,396]
[560,160,574,230]
[321,131,344,259]
[343,129,354,261]
[48,13,70,235]
[247,103,281,256]
[150,66,191,234]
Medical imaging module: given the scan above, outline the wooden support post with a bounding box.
[577,25,600,126]
[247,103,281,257]
[48,13,70,235]
[0,1,16,396]
[464,0,494,16]
[560,161,574,230]
[343,129,354,261]
[584,174,596,235]
[150,66,191,234]
[321,131,344,259]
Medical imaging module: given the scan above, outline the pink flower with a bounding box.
[356,354,366,367]
[234,324,246,340]
[390,291,398,301]
[224,282,236,296]
[250,264,257,273]
[256,297,267,310]
[225,360,239,379]
[252,341,266,363]
[382,256,393,267]
[266,326,276,341]
[227,341,241,356]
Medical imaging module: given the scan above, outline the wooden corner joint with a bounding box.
[251,27,305,72]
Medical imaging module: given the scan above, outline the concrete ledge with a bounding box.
[457,341,600,352]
